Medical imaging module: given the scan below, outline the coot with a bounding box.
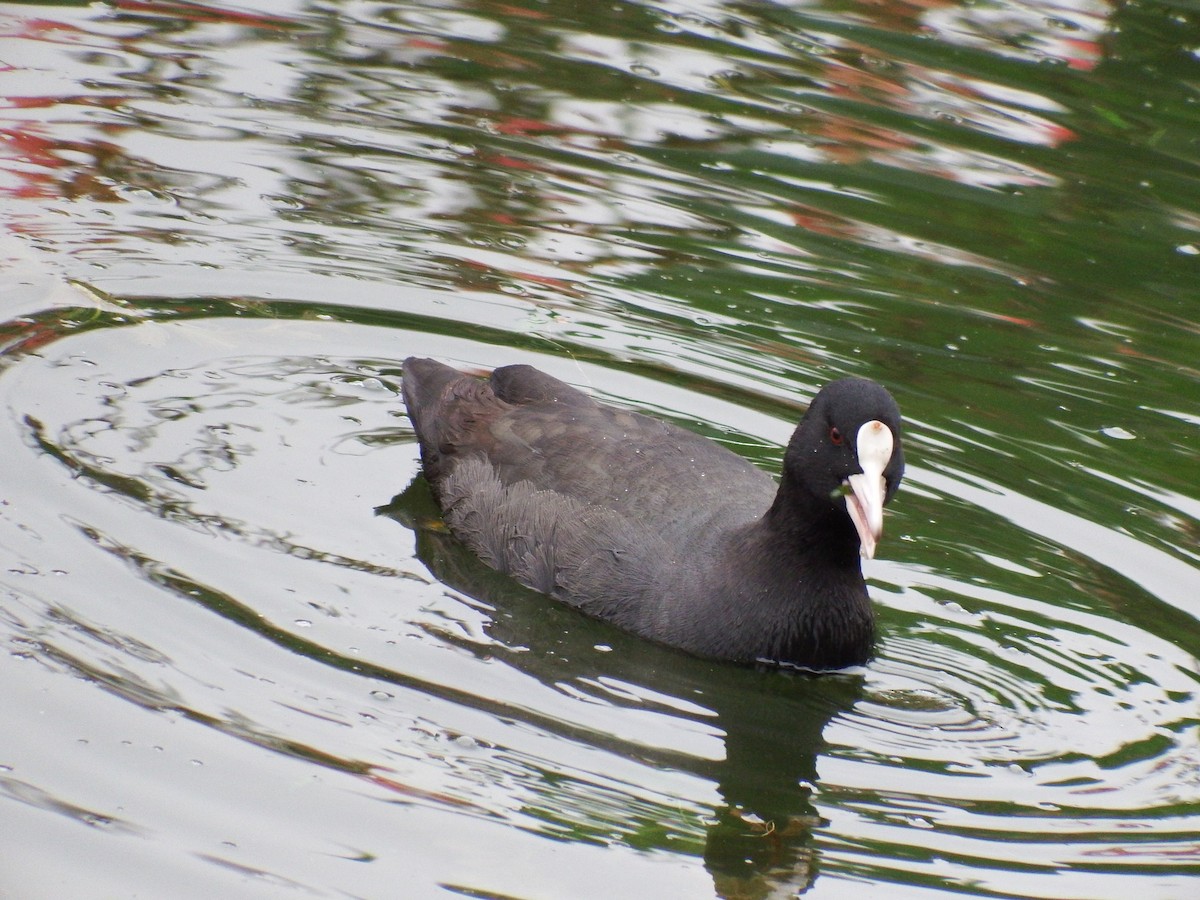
[402,358,903,669]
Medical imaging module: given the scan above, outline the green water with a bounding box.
[1,1,1198,897]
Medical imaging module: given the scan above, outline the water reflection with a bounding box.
[384,475,864,897]
[0,0,1101,289]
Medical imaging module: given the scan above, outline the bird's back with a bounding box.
[404,359,773,534]
[402,358,775,624]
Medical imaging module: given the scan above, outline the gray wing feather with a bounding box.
[440,456,665,616]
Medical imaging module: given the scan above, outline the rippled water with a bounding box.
[2,1,1199,897]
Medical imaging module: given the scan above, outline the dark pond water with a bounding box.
[2,0,1199,897]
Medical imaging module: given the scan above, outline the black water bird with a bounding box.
[401,358,903,669]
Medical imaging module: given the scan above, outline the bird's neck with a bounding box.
[693,476,873,670]
[763,472,862,569]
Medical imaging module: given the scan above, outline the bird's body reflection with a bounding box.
[382,477,865,897]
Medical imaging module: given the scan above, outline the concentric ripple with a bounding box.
[2,301,1197,898]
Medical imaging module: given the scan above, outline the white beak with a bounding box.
[844,420,893,559]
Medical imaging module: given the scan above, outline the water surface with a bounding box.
[1,1,1198,897]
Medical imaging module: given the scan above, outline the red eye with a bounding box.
[829,426,843,445]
